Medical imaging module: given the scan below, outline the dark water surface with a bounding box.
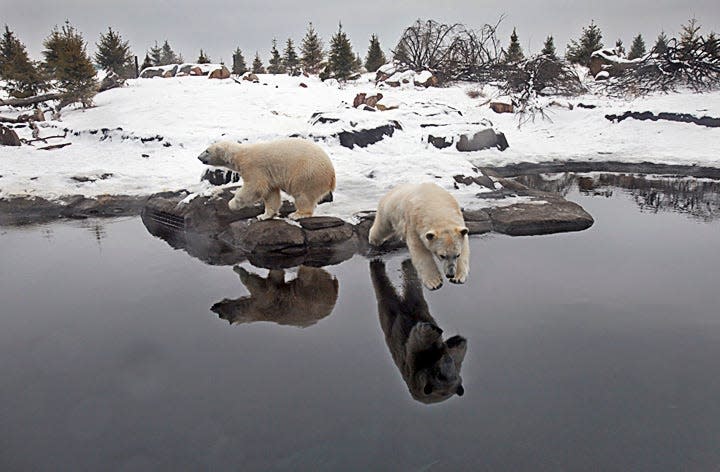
[2,178,720,471]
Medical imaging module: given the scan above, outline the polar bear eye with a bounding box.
[439,255,446,260]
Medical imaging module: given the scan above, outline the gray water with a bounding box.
[1,177,720,471]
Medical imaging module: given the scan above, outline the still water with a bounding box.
[1,174,719,471]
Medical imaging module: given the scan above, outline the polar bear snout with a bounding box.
[197,150,211,164]
[440,254,459,278]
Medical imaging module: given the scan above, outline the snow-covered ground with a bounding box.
[1,72,719,219]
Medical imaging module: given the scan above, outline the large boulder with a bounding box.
[589,49,641,78]
[139,67,164,79]
[487,200,594,236]
[426,127,509,152]
[99,71,124,92]
[208,65,231,79]
[0,125,21,146]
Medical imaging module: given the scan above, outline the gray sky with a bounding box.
[3,0,719,65]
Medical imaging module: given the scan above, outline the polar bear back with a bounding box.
[378,182,464,238]
[232,138,336,195]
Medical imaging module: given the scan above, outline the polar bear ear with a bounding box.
[457,227,469,237]
[425,231,436,241]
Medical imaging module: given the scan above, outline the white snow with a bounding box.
[1,73,720,220]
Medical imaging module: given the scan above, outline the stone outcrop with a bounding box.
[0,125,21,146]
[426,127,509,152]
[98,71,124,92]
[208,65,231,79]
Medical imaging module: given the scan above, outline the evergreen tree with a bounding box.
[566,20,604,66]
[267,39,285,74]
[283,38,299,74]
[393,39,409,63]
[541,35,557,59]
[231,47,247,75]
[653,31,669,55]
[615,38,625,57]
[364,34,386,72]
[149,41,162,66]
[43,21,98,107]
[328,23,355,80]
[300,22,324,73]
[705,32,719,58]
[627,34,647,60]
[140,53,153,71]
[159,40,180,65]
[354,53,363,72]
[679,18,701,54]
[504,27,525,63]
[197,49,211,64]
[252,52,266,74]
[95,27,134,78]
[0,25,47,98]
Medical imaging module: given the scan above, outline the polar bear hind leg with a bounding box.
[289,194,317,220]
[258,188,281,220]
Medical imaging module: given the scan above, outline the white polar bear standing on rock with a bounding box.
[369,182,470,290]
[198,138,336,220]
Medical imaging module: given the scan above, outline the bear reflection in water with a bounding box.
[370,259,467,404]
[211,265,339,328]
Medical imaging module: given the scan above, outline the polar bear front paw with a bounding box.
[257,212,276,221]
[449,273,467,284]
[423,274,444,291]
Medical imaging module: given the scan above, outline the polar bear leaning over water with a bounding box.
[369,182,470,290]
[198,137,336,220]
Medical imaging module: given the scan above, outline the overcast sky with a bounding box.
[3,0,719,64]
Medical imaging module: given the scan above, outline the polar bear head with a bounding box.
[423,227,469,279]
[197,141,239,168]
[408,330,467,404]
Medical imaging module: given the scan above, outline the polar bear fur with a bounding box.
[198,138,336,220]
[370,259,467,403]
[369,182,470,290]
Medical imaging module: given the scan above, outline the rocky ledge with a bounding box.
[141,176,593,268]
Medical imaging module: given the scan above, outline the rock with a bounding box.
[298,216,346,230]
[208,65,231,79]
[375,103,398,111]
[139,67,164,78]
[489,102,514,114]
[304,221,355,246]
[428,135,453,149]
[589,49,640,78]
[32,108,45,122]
[243,73,259,82]
[461,209,493,235]
[299,82,308,88]
[353,93,367,108]
[189,66,204,76]
[0,125,21,146]
[220,219,306,253]
[201,168,241,185]
[337,122,401,149]
[99,71,124,92]
[413,71,438,87]
[487,200,594,236]
[454,129,509,152]
[162,65,178,78]
[364,94,383,108]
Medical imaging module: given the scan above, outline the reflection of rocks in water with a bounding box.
[211,266,339,328]
[370,259,467,404]
[516,172,720,221]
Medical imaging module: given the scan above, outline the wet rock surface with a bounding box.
[0,194,147,225]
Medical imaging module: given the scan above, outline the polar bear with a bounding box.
[211,265,339,328]
[198,138,336,220]
[369,182,470,290]
[370,259,467,403]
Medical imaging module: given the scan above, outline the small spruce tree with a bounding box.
[679,18,702,55]
[95,27,134,78]
[627,34,646,60]
[566,20,604,66]
[0,26,47,98]
[232,47,247,75]
[541,35,557,59]
[705,32,719,58]
[393,39,409,63]
[364,34,386,72]
[149,42,162,66]
[653,31,669,55]
[300,22,324,73]
[504,27,525,63]
[252,52,266,74]
[328,23,355,80]
[43,21,98,107]
[283,38,299,74]
[197,49,211,64]
[159,40,180,65]
[267,39,285,74]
